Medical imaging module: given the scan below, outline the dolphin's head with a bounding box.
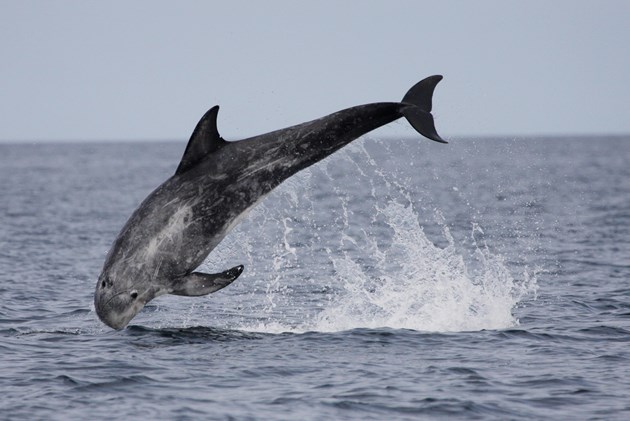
[94,265,158,330]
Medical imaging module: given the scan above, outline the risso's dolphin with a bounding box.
[94,75,447,329]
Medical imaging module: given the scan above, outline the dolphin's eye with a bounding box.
[130,291,138,299]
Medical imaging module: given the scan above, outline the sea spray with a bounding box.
[197,139,538,333]
[312,202,538,332]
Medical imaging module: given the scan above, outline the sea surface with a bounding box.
[1,136,629,420]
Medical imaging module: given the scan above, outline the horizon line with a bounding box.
[1,132,629,145]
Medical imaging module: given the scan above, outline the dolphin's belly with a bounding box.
[112,178,260,281]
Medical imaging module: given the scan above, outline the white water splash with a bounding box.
[235,200,538,334]
[309,202,538,333]
[200,140,539,334]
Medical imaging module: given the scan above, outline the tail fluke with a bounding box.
[400,75,447,143]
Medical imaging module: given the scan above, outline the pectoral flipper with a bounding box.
[170,265,244,296]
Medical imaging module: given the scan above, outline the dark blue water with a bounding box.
[1,136,629,419]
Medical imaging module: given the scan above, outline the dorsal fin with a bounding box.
[175,106,226,175]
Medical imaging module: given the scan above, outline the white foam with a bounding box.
[237,201,538,334]
[311,202,537,332]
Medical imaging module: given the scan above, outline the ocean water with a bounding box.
[1,135,629,420]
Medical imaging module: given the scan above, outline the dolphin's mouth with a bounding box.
[101,289,128,308]
[95,286,158,330]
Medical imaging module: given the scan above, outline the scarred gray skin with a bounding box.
[94,76,446,329]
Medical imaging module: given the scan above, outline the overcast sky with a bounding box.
[1,1,628,142]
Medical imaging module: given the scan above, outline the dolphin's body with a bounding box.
[94,75,446,329]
